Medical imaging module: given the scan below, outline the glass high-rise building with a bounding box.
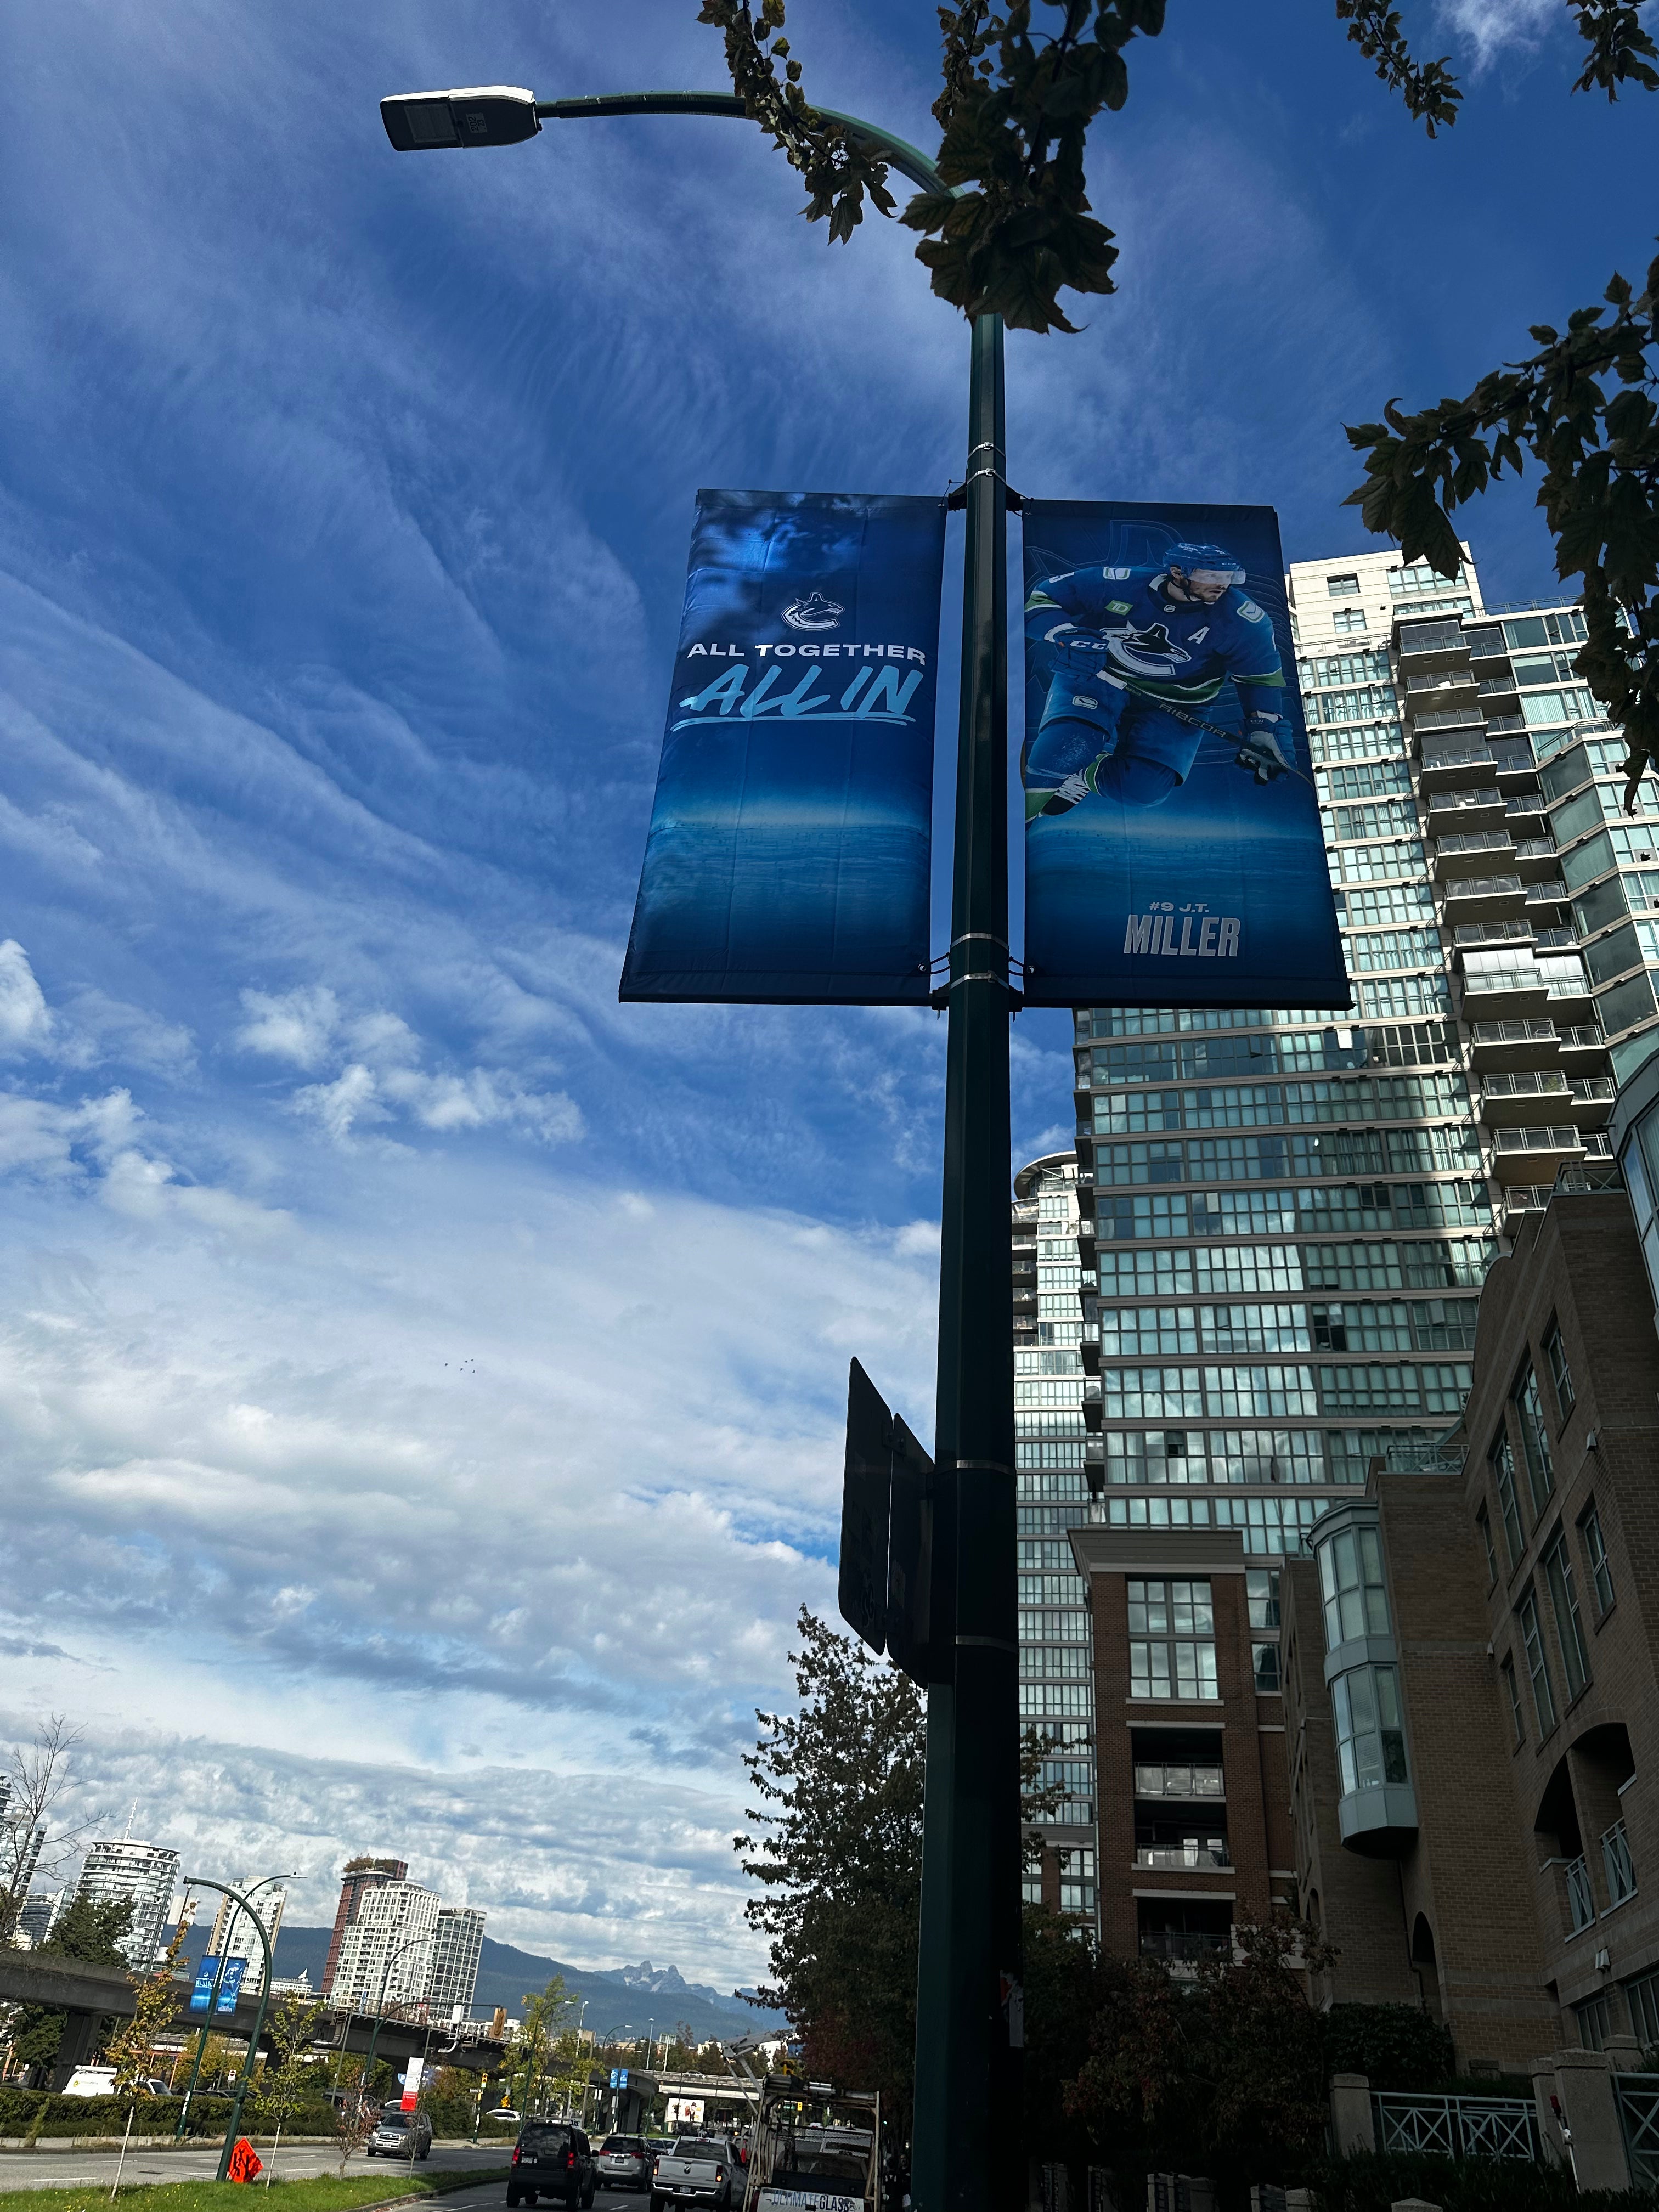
[1015,544,1622,1943]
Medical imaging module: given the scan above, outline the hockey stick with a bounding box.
[1080,666,1318,788]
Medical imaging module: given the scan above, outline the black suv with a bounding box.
[510,2121,597,2209]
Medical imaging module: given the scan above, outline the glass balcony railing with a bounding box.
[1135,1843,1232,1871]
[1133,1763,1224,1799]
[1138,1928,1232,1963]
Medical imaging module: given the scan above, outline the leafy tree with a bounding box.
[255,1989,324,2176]
[106,1919,191,2096]
[1321,2000,1455,2092]
[1064,1915,1337,2189]
[735,1607,924,2125]
[692,3,1657,764]
[512,1974,577,2115]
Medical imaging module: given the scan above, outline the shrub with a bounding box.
[1311,2148,1659,2210]
[1321,2004,1456,2091]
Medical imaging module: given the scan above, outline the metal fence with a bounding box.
[1616,2073,1659,2188]
[1372,2093,1538,2160]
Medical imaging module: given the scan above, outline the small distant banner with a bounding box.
[190,1955,220,2013]
[1019,500,1348,1008]
[215,1957,247,2013]
[620,490,946,1005]
[402,2057,424,2111]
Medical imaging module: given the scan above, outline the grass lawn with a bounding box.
[0,2170,514,2212]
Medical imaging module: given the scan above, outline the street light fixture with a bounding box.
[375,81,1019,2212]
[173,1872,292,2144]
[379,88,540,151]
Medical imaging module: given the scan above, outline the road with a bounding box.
[0,2140,577,2194]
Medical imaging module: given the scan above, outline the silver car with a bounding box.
[366,2107,433,2160]
[597,2135,651,2191]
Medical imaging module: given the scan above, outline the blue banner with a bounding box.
[190,1956,220,2013]
[621,491,945,1005]
[1019,501,1348,1008]
[216,1957,247,2013]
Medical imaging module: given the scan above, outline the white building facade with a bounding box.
[76,1838,182,1970]
[329,1878,441,2013]
[208,1881,288,1995]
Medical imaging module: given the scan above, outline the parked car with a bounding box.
[509,2120,597,2208]
[365,2107,433,2160]
[650,2134,738,2212]
[597,2135,652,2192]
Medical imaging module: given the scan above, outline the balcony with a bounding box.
[1492,1125,1586,1181]
[1454,918,1533,947]
[1513,837,1561,882]
[1558,1025,1610,1063]
[1525,875,1570,912]
[1432,830,1515,880]
[1604,1820,1638,1907]
[1501,1184,1554,1218]
[1135,1843,1233,1871]
[1419,743,1497,794]
[1081,1378,1103,1432]
[1477,672,1520,699]
[1412,706,1486,737]
[1443,873,1526,923]
[1396,620,1471,668]
[1404,665,1476,695]
[1470,1020,1560,1071]
[1485,713,1528,735]
[1425,783,1505,826]
[1138,1928,1232,1964]
[1480,1070,1571,1124]
[1568,1076,1617,1127]
[1460,967,1550,1017]
[1505,792,1550,830]
[1134,1763,1224,1799]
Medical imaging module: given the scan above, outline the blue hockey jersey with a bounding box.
[1024,563,1286,710]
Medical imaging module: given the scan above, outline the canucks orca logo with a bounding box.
[781,590,844,632]
[1107,619,1193,677]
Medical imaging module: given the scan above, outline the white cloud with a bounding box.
[0,940,53,1054]
[238,985,341,1070]
[1435,0,1558,70]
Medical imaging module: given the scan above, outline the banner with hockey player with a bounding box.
[621,490,945,1005]
[1019,501,1348,1008]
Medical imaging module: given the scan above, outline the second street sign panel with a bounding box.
[1018,500,1350,1009]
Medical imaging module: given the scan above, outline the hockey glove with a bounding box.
[1051,628,1119,675]
[1234,715,1291,784]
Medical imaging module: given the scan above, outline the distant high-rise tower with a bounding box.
[208,1881,287,1995]
[76,1837,181,1970]
[323,1857,408,1997]
[427,1905,486,2019]
[329,1879,440,2013]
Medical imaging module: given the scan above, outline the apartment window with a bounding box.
[1577,1993,1612,2052]
[1333,608,1368,633]
[1627,1968,1659,2047]
[1327,573,1361,598]
[1581,1505,1615,1615]
[1331,1663,1409,1791]
[1491,1431,1524,1565]
[1518,1588,1558,1736]
[1127,1578,1218,1700]
[1543,1321,1575,1418]
[1246,1569,1280,1628]
[1476,1504,1497,1586]
[1252,1643,1282,1694]
[1543,1537,1590,1700]
[1501,1654,1525,1747]
[1318,1522,1391,1646]
[1514,1365,1555,1514]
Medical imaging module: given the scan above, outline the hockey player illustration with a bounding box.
[1023,542,1295,815]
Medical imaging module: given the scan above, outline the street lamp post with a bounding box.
[182,1877,283,2182]
[377,82,1020,2212]
[173,1874,290,2143]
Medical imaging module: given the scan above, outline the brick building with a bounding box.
[1280,1175,1659,2067]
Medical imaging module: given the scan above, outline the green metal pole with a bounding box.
[183,1877,278,2181]
[387,83,1022,2212]
[910,311,1019,2212]
[175,1875,283,2140]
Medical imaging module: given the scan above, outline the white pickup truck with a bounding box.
[651,2135,739,2212]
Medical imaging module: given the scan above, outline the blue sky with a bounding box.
[0,0,1650,1983]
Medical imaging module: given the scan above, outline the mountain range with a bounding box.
[178,1923,787,2044]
